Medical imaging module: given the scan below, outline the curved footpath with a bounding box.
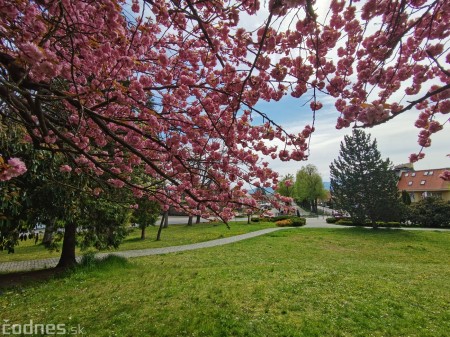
[1,219,449,273]
[0,227,291,273]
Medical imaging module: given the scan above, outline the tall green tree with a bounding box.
[294,165,327,213]
[329,130,401,227]
[276,174,295,198]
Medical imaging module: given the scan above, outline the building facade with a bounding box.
[397,168,450,202]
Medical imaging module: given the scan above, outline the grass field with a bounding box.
[1,227,449,336]
[0,221,274,263]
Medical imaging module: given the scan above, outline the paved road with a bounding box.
[157,215,247,225]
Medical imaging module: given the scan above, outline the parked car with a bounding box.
[332,210,345,219]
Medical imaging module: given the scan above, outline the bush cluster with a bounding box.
[290,217,306,227]
[406,198,450,228]
[276,219,293,227]
[324,198,450,229]
[275,216,306,227]
[271,215,292,222]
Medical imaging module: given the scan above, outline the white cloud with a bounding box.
[258,98,449,181]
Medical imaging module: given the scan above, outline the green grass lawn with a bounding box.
[0,221,274,263]
[1,228,449,336]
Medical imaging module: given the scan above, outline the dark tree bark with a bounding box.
[56,222,77,269]
[187,215,193,226]
[156,213,165,241]
[140,225,146,240]
[195,214,201,224]
[42,221,55,248]
[163,211,169,228]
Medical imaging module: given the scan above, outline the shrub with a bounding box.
[79,252,97,268]
[290,217,306,227]
[383,222,402,228]
[251,218,260,222]
[276,219,293,227]
[336,220,355,226]
[272,215,292,222]
[407,198,450,228]
[335,220,402,227]
[326,217,337,224]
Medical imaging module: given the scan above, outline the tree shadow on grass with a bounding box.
[0,268,65,291]
[0,255,129,291]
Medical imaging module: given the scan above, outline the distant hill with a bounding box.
[323,182,331,190]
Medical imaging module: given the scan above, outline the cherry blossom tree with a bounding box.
[0,0,449,219]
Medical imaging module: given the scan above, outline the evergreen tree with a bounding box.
[329,130,401,227]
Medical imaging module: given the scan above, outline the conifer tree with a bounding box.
[330,130,401,227]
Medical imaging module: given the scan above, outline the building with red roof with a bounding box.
[397,168,450,202]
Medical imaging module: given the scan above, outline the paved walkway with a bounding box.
[0,227,291,273]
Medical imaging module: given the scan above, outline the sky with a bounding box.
[242,1,449,181]
[254,95,449,181]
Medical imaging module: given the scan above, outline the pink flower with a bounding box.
[439,170,450,181]
[284,179,293,187]
[59,165,72,173]
[409,152,425,163]
[19,42,44,63]
[131,2,140,13]
[107,178,125,188]
[93,188,103,196]
[0,157,27,181]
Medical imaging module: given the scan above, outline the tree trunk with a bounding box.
[247,214,251,224]
[156,215,165,241]
[311,199,318,213]
[140,226,146,240]
[163,211,169,228]
[372,219,378,229]
[56,222,77,269]
[187,216,193,226]
[42,221,55,248]
[195,214,201,224]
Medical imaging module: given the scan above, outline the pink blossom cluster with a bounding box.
[0,157,27,181]
[439,170,450,181]
[0,0,448,220]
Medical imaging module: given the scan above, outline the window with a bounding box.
[420,180,426,185]
[408,181,413,186]
[429,171,434,175]
[411,173,416,177]
[409,193,415,201]
[405,173,409,177]
[424,172,428,176]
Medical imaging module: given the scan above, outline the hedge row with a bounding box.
[326,217,403,227]
[335,219,402,227]
[251,215,306,227]
[275,216,306,227]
